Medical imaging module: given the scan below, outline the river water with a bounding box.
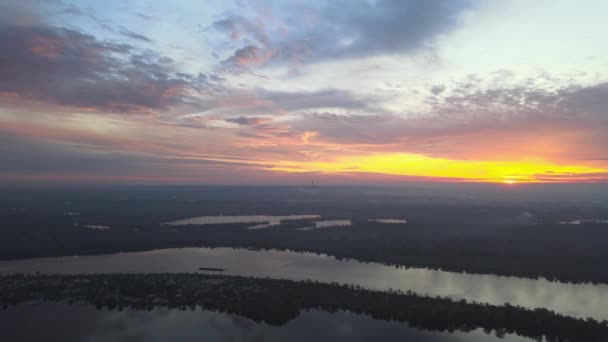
[1,247,606,321]
[0,302,532,342]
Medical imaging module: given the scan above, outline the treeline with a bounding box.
[1,273,607,341]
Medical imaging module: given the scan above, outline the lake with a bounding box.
[163,215,322,230]
[1,247,607,321]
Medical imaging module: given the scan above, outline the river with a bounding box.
[1,247,606,321]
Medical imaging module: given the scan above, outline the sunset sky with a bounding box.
[2,0,608,184]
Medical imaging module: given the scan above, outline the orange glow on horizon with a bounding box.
[270,153,608,183]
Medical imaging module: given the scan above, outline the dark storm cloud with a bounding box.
[0,3,209,114]
[213,0,475,70]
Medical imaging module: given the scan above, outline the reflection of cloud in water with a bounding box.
[0,303,531,342]
[80,224,111,230]
[557,219,608,225]
[368,219,407,224]
[1,247,607,321]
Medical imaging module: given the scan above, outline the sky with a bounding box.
[1,0,608,184]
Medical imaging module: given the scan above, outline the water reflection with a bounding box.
[297,220,352,230]
[368,218,407,224]
[0,247,607,321]
[557,219,608,225]
[0,302,532,342]
[79,224,111,230]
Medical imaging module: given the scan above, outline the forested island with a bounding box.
[1,273,607,342]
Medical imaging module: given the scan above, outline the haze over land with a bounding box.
[2,0,608,184]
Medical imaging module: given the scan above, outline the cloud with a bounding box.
[307,112,385,123]
[0,0,45,26]
[136,13,160,21]
[212,0,475,70]
[431,78,608,125]
[532,172,608,183]
[430,85,446,95]
[189,88,375,119]
[0,3,211,114]
[293,112,409,145]
[257,88,375,112]
[0,132,269,183]
[237,125,319,147]
[309,0,474,59]
[1,1,606,184]
[225,116,271,125]
[118,27,153,43]
[277,76,608,164]
[221,45,274,74]
[211,15,268,44]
